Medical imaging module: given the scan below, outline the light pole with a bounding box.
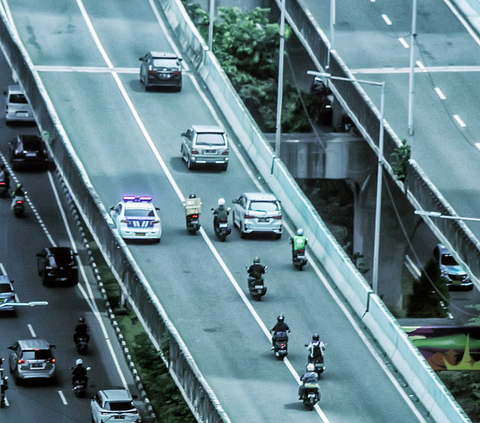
[408,0,418,148]
[274,0,286,160]
[414,211,480,223]
[0,301,48,309]
[208,0,215,51]
[307,71,385,294]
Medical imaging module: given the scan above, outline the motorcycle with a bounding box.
[212,207,231,242]
[302,382,320,410]
[292,249,308,270]
[184,196,201,235]
[72,366,90,398]
[247,267,267,301]
[272,331,289,360]
[75,335,89,355]
[11,193,26,217]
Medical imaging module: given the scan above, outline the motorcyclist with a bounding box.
[72,358,88,387]
[270,315,290,349]
[0,374,8,407]
[298,363,320,400]
[247,257,266,285]
[0,164,10,191]
[307,333,326,363]
[290,228,308,259]
[11,183,24,198]
[213,198,229,230]
[73,317,90,344]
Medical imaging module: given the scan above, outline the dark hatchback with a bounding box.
[37,247,78,286]
[9,134,49,170]
[139,51,183,91]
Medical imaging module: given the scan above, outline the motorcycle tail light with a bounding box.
[191,215,198,219]
[280,343,285,348]
[16,200,23,204]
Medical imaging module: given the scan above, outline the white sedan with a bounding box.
[110,196,162,243]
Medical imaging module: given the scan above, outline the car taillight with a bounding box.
[148,70,158,75]
[173,70,181,75]
[18,359,26,364]
[245,214,255,219]
[49,358,56,363]
[0,182,5,186]
[191,149,199,155]
[221,149,229,155]
[153,220,160,224]
[120,219,130,224]
[273,215,282,219]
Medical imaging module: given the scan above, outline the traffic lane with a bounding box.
[8,0,105,68]
[82,0,178,69]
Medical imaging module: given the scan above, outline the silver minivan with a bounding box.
[8,339,57,381]
[4,84,35,123]
[180,125,229,171]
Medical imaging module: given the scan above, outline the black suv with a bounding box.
[9,134,48,170]
[36,247,78,286]
[139,51,183,92]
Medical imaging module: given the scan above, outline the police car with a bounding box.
[110,196,162,243]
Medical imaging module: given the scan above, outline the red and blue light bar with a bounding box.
[123,195,153,203]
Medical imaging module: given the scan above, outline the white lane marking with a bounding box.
[444,0,480,48]
[27,324,36,337]
[381,14,392,26]
[434,87,446,100]
[3,396,8,406]
[475,143,480,151]
[0,263,5,275]
[398,38,410,48]
[46,172,129,389]
[453,114,466,127]
[35,65,139,74]
[416,61,425,70]
[58,390,68,405]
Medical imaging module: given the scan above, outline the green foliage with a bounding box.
[439,372,480,422]
[181,2,313,132]
[407,259,450,317]
[130,333,196,423]
[391,138,411,182]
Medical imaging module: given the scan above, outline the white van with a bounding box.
[4,84,35,123]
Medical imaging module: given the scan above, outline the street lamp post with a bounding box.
[274,0,286,160]
[414,211,480,223]
[307,71,385,294]
[0,301,48,309]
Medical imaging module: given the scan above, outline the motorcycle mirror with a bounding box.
[86,366,91,371]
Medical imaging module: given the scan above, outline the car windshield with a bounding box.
[196,133,225,146]
[152,58,177,68]
[22,350,52,360]
[22,140,42,151]
[51,251,74,266]
[249,201,279,212]
[106,401,135,411]
[0,284,13,293]
[442,254,459,266]
[125,208,155,218]
[9,94,28,104]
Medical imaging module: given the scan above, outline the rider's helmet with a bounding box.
[76,359,83,366]
[189,194,196,199]
[218,198,225,206]
[297,228,304,236]
[277,314,284,323]
[79,317,85,324]
[307,363,315,372]
[16,183,22,189]
[253,257,261,264]
[312,333,320,341]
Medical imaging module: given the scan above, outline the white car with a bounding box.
[232,192,282,239]
[110,196,162,243]
[91,388,142,423]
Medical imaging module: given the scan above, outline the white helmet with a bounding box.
[76,359,83,366]
[218,198,225,206]
[297,228,304,236]
[307,363,315,372]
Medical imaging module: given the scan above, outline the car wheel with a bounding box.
[233,212,238,228]
[275,233,282,240]
[176,85,182,92]
[220,163,228,172]
[240,222,246,239]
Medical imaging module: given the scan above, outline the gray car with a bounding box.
[232,192,283,238]
[4,84,35,123]
[91,388,142,423]
[8,339,57,381]
[433,244,474,291]
[0,275,16,312]
[180,125,229,171]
